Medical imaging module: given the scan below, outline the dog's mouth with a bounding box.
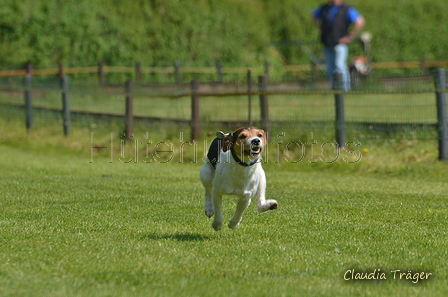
[251,146,262,155]
[244,146,262,156]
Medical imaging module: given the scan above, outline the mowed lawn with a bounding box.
[0,145,447,297]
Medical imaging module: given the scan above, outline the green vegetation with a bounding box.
[1,111,448,296]
[0,0,447,70]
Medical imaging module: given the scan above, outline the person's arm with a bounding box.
[312,8,322,29]
[339,15,365,44]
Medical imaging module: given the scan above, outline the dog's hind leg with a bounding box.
[228,196,251,229]
[211,190,224,231]
[256,170,278,212]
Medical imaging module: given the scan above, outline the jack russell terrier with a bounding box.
[200,127,278,231]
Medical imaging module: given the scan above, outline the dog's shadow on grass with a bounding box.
[140,232,212,242]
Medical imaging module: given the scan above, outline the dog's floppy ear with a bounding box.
[216,131,225,138]
[259,129,267,145]
[222,133,233,152]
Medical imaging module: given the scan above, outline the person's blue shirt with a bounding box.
[313,5,361,23]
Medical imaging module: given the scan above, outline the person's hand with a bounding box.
[339,35,354,44]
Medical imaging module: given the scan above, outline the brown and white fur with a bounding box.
[200,127,278,231]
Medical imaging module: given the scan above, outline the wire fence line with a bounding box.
[0,69,447,159]
[1,59,448,83]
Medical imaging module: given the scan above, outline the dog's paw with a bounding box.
[212,220,223,231]
[258,200,278,213]
[205,209,214,218]
[228,221,240,230]
[269,200,278,210]
[204,205,214,218]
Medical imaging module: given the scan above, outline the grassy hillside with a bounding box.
[0,0,446,69]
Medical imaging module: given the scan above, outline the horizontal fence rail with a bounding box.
[1,59,447,80]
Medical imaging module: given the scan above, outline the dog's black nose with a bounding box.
[251,138,261,145]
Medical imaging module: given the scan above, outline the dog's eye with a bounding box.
[239,135,246,139]
[257,134,263,137]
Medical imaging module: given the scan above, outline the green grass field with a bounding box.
[1,113,448,296]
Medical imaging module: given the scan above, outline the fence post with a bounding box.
[24,73,32,131]
[264,61,270,79]
[174,61,182,84]
[247,70,253,126]
[60,76,71,136]
[98,61,105,86]
[435,68,448,161]
[191,79,200,141]
[216,61,223,83]
[26,61,33,76]
[334,72,346,148]
[58,62,64,81]
[258,75,270,135]
[125,80,134,141]
[136,62,142,83]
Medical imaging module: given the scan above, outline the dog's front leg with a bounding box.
[256,170,278,212]
[211,189,224,231]
[228,196,251,229]
[204,188,214,218]
[200,163,215,217]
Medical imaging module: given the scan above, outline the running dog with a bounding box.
[200,127,278,231]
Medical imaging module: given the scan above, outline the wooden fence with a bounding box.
[14,68,448,161]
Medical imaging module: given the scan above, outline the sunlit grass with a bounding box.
[1,104,448,296]
[0,139,447,296]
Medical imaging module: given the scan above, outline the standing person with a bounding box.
[312,0,365,90]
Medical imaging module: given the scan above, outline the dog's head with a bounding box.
[222,127,266,159]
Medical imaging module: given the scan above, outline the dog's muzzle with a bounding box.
[249,138,263,155]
